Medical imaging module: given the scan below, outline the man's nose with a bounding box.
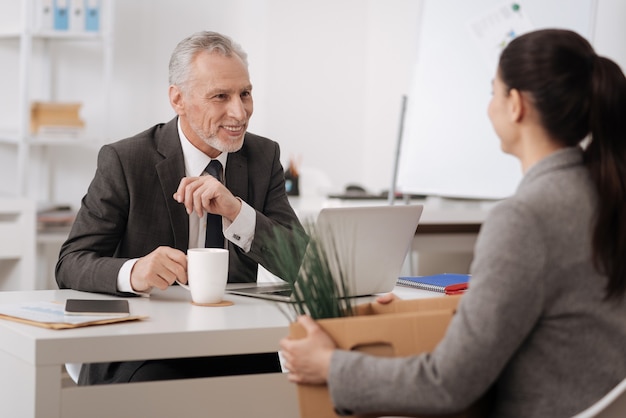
[227,97,247,120]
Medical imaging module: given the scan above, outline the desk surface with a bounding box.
[0,286,292,366]
[0,286,297,418]
[0,285,437,366]
[0,285,440,418]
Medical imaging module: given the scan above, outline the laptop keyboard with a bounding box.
[266,289,293,297]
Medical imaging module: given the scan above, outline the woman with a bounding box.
[279,29,626,417]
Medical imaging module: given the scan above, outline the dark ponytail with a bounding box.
[585,56,626,299]
[499,29,626,299]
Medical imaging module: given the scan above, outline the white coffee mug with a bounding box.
[178,248,229,304]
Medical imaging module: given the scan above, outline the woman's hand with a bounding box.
[279,315,337,385]
[376,292,399,304]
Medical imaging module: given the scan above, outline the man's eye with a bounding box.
[213,94,228,100]
[241,91,251,98]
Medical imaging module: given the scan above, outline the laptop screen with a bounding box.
[228,204,424,301]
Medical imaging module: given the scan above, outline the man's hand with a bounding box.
[130,246,187,292]
[173,175,242,221]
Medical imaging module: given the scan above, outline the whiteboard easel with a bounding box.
[397,0,597,200]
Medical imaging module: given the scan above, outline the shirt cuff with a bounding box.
[224,198,255,252]
[117,258,151,296]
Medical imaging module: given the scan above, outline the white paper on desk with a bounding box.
[467,2,535,71]
[0,301,129,325]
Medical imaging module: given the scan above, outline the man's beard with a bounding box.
[192,125,245,153]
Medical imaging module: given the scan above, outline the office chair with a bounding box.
[571,377,626,418]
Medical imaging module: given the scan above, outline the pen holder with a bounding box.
[285,173,300,196]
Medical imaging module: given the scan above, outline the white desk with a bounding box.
[0,285,438,418]
[0,286,298,418]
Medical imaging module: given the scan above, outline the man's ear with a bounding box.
[508,88,524,122]
[169,85,184,116]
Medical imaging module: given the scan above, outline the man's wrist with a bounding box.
[226,196,243,221]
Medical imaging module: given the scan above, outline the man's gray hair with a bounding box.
[169,31,248,90]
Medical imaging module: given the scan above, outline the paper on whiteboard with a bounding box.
[467,2,535,71]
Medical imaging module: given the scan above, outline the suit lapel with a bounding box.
[155,118,189,251]
[226,149,248,202]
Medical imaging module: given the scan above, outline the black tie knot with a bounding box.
[205,160,223,182]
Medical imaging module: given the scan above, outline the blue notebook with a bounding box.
[397,273,469,295]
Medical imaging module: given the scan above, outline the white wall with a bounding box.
[0,0,624,209]
[35,0,420,209]
[594,0,626,65]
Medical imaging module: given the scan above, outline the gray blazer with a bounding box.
[56,117,305,295]
[328,147,626,417]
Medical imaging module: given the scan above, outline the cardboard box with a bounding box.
[289,295,489,418]
[30,101,84,134]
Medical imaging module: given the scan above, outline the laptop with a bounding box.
[227,204,424,302]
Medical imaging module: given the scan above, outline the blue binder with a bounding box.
[53,0,69,31]
[85,0,100,32]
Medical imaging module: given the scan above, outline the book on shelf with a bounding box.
[397,273,470,295]
[37,204,76,232]
[30,101,85,135]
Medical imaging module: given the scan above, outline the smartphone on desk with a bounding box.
[64,299,130,317]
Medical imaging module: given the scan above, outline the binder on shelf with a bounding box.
[53,0,69,31]
[35,0,54,32]
[85,0,101,32]
[69,0,85,32]
[397,273,470,295]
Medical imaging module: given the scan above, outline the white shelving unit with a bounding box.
[0,0,114,202]
[0,196,36,290]
[0,0,114,289]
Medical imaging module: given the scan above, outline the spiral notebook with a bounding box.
[397,273,470,295]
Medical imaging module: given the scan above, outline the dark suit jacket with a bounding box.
[56,117,305,384]
[56,117,305,295]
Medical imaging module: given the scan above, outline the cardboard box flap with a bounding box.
[290,296,461,355]
[291,309,454,357]
[366,294,462,316]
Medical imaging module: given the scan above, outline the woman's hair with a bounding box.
[499,29,626,299]
[168,31,248,93]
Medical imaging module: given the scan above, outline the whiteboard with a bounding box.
[397,0,596,199]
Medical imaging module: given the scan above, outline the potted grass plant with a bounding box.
[265,221,356,320]
[270,223,484,418]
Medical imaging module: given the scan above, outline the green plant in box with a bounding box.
[265,220,356,321]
